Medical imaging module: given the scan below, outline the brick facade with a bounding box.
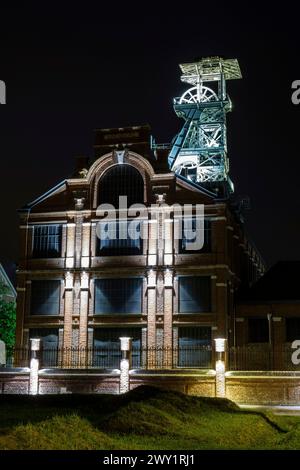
[15,126,264,354]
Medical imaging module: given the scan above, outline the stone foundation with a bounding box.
[1,368,300,405]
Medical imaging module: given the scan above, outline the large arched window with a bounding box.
[98,164,144,207]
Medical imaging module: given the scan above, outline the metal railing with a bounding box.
[40,346,122,369]
[4,344,300,372]
[229,344,300,371]
[6,348,30,368]
[132,345,213,370]
[3,345,213,370]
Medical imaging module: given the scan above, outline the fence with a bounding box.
[229,345,300,371]
[7,344,299,371]
[6,348,30,368]
[6,345,213,370]
[133,345,213,369]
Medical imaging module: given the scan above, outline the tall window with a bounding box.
[178,326,212,367]
[248,318,269,343]
[30,280,60,315]
[286,318,300,342]
[98,165,144,207]
[178,276,211,313]
[180,218,211,253]
[94,278,143,314]
[93,327,141,368]
[32,224,62,258]
[96,219,142,256]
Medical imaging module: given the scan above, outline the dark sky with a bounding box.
[0,2,300,268]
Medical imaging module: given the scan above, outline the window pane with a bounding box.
[248,318,269,343]
[93,327,142,368]
[97,220,142,256]
[94,327,141,347]
[180,218,211,253]
[179,276,211,313]
[286,318,300,342]
[94,278,142,314]
[31,280,60,315]
[98,165,144,207]
[32,225,62,258]
[178,326,211,346]
[178,326,212,367]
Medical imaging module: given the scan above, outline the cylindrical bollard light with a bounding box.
[29,338,41,395]
[119,337,132,394]
[214,338,226,398]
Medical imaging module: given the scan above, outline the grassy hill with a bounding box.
[0,386,299,450]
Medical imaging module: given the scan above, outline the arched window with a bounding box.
[98,164,144,207]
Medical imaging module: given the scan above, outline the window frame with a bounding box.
[94,277,143,315]
[30,280,61,316]
[98,164,144,207]
[179,217,211,254]
[178,275,212,314]
[32,224,62,259]
[96,218,143,256]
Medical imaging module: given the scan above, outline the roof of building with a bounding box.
[238,261,300,303]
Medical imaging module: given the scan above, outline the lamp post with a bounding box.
[214,338,226,398]
[119,337,132,394]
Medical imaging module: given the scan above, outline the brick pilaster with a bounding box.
[63,272,74,350]
[147,270,156,350]
[79,272,90,350]
[66,223,75,268]
[81,222,91,268]
[75,215,83,268]
[163,269,173,367]
[147,210,158,266]
[15,280,26,347]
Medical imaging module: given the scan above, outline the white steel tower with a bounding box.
[168,57,242,194]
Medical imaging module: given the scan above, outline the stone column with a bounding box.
[66,222,75,269]
[163,269,173,368]
[163,211,173,266]
[63,272,74,366]
[147,212,158,266]
[79,272,90,366]
[29,338,40,395]
[147,270,157,368]
[119,337,132,394]
[81,222,91,269]
[215,338,226,398]
[75,215,83,268]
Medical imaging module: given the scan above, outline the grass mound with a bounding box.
[0,385,299,450]
[0,415,116,450]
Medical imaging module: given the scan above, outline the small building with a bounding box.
[0,263,16,303]
[236,261,300,347]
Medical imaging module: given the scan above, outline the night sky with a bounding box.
[0,3,300,270]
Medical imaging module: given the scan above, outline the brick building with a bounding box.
[236,261,300,347]
[0,263,16,303]
[15,124,265,365]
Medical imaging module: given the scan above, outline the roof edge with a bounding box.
[18,179,67,212]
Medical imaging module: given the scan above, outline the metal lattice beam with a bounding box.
[169,56,241,191]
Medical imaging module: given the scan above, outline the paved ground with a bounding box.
[239,404,300,415]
